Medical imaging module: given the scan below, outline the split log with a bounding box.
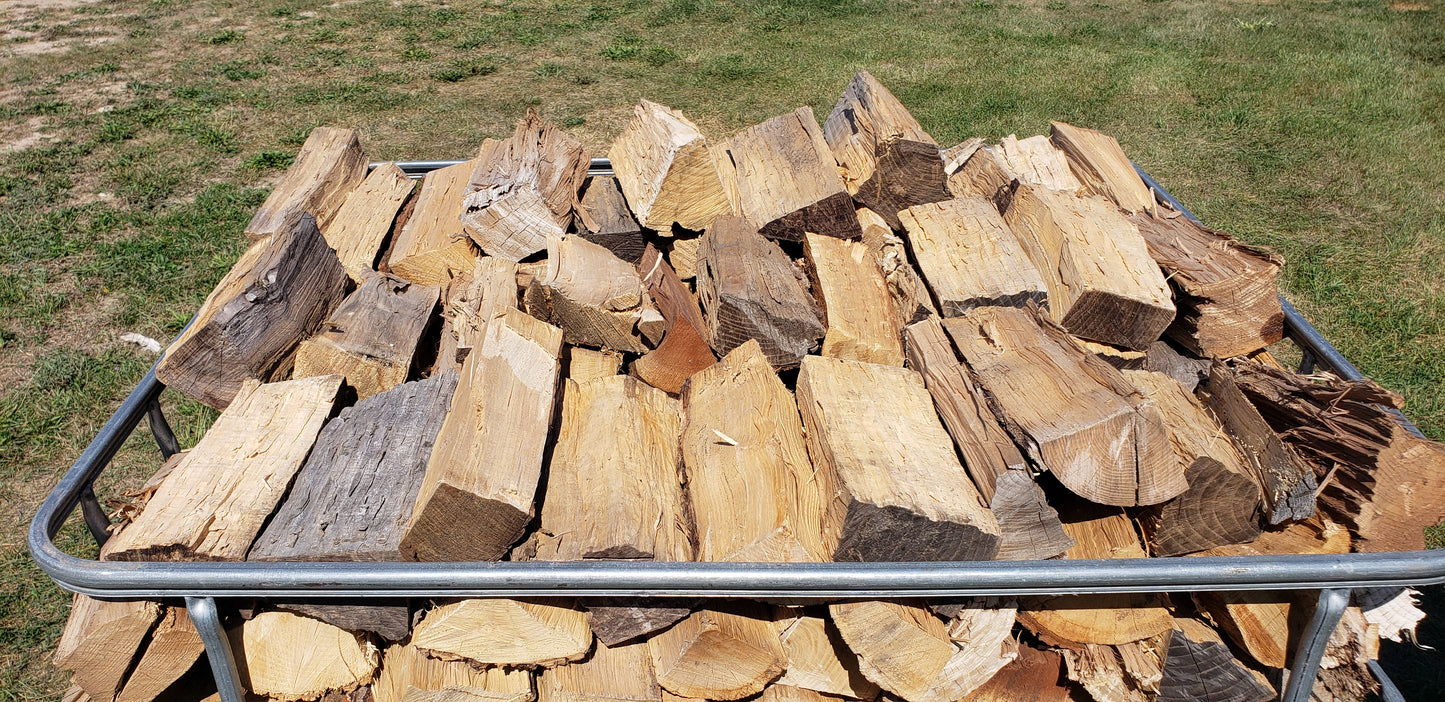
[389,160,480,286]
[230,611,379,700]
[246,127,367,241]
[567,346,622,382]
[681,340,830,563]
[943,140,1014,206]
[440,256,519,371]
[1314,607,1379,702]
[1156,628,1273,702]
[53,595,161,702]
[273,603,411,643]
[373,644,532,702]
[538,638,660,702]
[1196,363,1316,525]
[830,599,1017,702]
[1059,644,1147,702]
[607,99,734,232]
[796,354,1001,561]
[773,611,880,700]
[379,180,419,274]
[757,686,834,702]
[114,607,205,702]
[577,176,645,264]
[1146,340,1211,391]
[695,216,824,369]
[958,645,1074,702]
[648,604,786,700]
[106,375,342,560]
[943,307,1184,506]
[898,197,1047,316]
[324,161,415,282]
[903,316,1071,561]
[460,112,590,261]
[404,309,563,561]
[857,206,936,325]
[404,689,533,702]
[579,601,695,648]
[528,235,659,353]
[666,235,700,280]
[411,600,591,668]
[632,245,716,394]
[1072,338,1147,370]
[156,211,349,409]
[714,107,861,241]
[1001,184,1174,350]
[823,70,949,228]
[1049,121,1154,215]
[1115,634,1166,697]
[993,134,1082,192]
[803,231,904,366]
[293,273,439,400]
[1131,211,1284,358]
[1124,369,1263,556]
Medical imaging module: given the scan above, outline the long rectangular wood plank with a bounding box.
[389,159,480,286]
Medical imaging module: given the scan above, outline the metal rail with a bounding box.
[30,160,1439,702]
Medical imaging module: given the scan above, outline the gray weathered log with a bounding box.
[1197,363,1315,525]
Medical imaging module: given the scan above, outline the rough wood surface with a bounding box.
[796,354,1001,561]
[714,107,861,241]
[1059,644,1146,702]
[403,689,534,702]
[577,176,645,264]
[441,256,520,370]
[666,235,700,280]
[633,245,716,393]
[899,197,1047,316]
[1146,340,1211,391]
[106,375,341,561]
[274,602,412,642]
[773,610,880,700]
[1131,211,1284,358]
[231,611,379,701]
[115,607,205,702]
[958,645,1075,702]
[994,134,1082,192]
[823,70,949,228]
[648,605,786,701]
[53,595,161,702]
[857,206,936,325]
[404,309,562,562]
[580,601,694,648]
[157,211,349,409]
[1196,362,1316,525]
[537,638,660,702]
[324,161,415,282]
[530,235,658,353]
[943,307,1184,507]
[246,127,367,241]
[1002,185,1174,350]
[1072,338,1147,371]
[903,316,1071,561]
[681,341,829,563]
[608,100,733,232]
[944,142,1014,206]
[1049,121,1154,215]
[411,600,591,669]
[293,273,439,400]
[566,346,622,382]
[461,112,590,261]
[696,216,824,369]
[803,231,903,366]
[373,644,532,702]
[1155,629,1273,702]
[389,160,480,286]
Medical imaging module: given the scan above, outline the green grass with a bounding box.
[0,0,1441,698]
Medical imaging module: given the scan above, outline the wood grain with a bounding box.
[773,610,879,700]
[245,126,367,241]
[373,643,533,702]
[324,161,415,282]
[1049,121,1155,215]
[608,99,734,232]
[530,234,658,353]
[537,638,660,702]
[994,134,1082,192]
[230,611,379,700]
[899,197,1047,316]
[857,206,936,325]
[577,176,645,264]
[632,244,717,394]
[803,231,904,366]
[53,595,161,702]
[293,272,439,400]
[412,600,591,669]
[648,604,786,701]
[390,160,480,286]
[461,112,590,261]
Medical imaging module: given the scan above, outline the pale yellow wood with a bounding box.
[403,689,534,702]
[105,375,342,560]
[390,160,479,286]
[115,607,205,702]
[405,308,563,562]
[898,197,1047,316]
[994,134,1081,191]
[53,595,161,702]
[668,235,701,281]
[796,355,1000,561]
[1072,338,1147,369]
[461,113,590,261]
[246,127,367,241]
[292,273,440,401]
[857,206,935,324]
[1128,367,1248,467]
[774,612,881,699]
[681,341,829,563]
[755,686,834,702]
[608,99,734,231]
[441,256,520,370]
[324,161,414,282]
[372,644,532,702]
[648,607,787,701]
[1050,121,1155,215]
[531,235,659,353]
[803,232,903,366]
[231,611,379,700]
[411,600,591,669]
[944,143,1013,203]
[537,638,660,702]
[567,346,623,382]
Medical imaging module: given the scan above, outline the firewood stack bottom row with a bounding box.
[55,71,1445,702]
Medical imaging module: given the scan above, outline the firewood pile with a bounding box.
[55,71,1445,702]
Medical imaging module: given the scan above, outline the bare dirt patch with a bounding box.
[1388,1,1432,9]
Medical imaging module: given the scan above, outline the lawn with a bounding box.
[0,0,1441,698]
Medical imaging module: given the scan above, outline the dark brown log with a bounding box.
[293,273,440,400]
[581,600,695,647]
[632,245,717,394]
[958,645,1075,702]
[577,176,645,265]
[1156,629,1273,702]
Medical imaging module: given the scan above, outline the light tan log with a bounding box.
[324,161,415,282]
[403,689,534,702]
[404,308,562,562]
[903,317,1072,561]
[943,307,1184,506]
[156,211,349,409]
[245,126,367,241]
[608,99,734,232]
[1049,121,1155,215]
[461,112,591,261]
[713,107,861,241]
[899,197,1047,316]
[529,234,659,353]
[230,611,379,700]
[666,235,700,280]
[389,160,480,286]
[958,645,1075,702]
[115,607,205,702]
[681,340,829,563]
[1002,184,1174,350]
[802,232,903,365]
[633,245,716,394]
[823,70,949,228]
[773,611,880,699]
[994,134,1082,191]
[538,638,660,702]
[1059,644,1148,702]
[857,206,936,325]
[944,141,1013,205]
[830,599,1017,702]
[372,643,532,702]
[756,686,836,702]
[53,595,161,702]
[441,256,520,371]
[797,354,1000,561]
[648,605,787,700]
[567,346,622,382]
[293,273,439,400]
[412,600,591,669]
[1073,338,1148,370]
[106,375,341,560]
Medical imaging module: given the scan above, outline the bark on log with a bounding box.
[528,235,659,353]
[324,161,415,283]
[293,273,439,400]
[803,231,904,366]
[1049,121,1154,215]
[388,160,479,286]
[246,127,367,241]
[607,100,734,232]
[577,176,645,265]
[632,245,717,394]
[899,197,1047,316]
